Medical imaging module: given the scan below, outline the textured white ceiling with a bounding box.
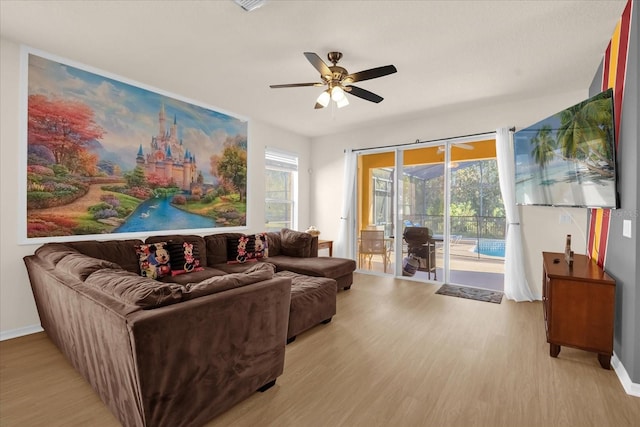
[0,0,627,138]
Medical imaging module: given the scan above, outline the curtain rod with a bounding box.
[349,127,516,153]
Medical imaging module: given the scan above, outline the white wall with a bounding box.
[0,37,311,337]
[309,92,589,296]
[0,39,39,336]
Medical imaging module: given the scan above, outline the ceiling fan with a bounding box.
[269,52,397,109]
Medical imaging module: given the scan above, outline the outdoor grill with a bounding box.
[402,226,437,279]
[403,226,432,257]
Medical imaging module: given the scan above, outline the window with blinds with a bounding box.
[265,148,298,231]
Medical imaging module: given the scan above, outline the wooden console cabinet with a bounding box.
[542,252,615,369]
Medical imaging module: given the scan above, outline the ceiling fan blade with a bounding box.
[314,102,326,109]
[345,85,384,103]
[270,82,324,88]
[304,52,332,78]
[345,65,397,83]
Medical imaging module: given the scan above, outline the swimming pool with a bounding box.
[473,239,506,258]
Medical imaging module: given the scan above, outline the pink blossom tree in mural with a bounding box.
[28,94,104,175]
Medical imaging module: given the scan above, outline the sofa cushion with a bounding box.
[56,252,122,281]
[65,239,143,274]
[211,261,268,274]
[280,228,313,257]
[167,241,204,276]
[146,235,208,267]
[35,243,83,266]
[268,255,356,280]
[135,242,171,279]
[157,267,227,285]
[84,263,277,309]
[265,232,281,256]
[226,233,268,264]
[182,262,276,300]
[205,233,245,265]
[85,269,183,309]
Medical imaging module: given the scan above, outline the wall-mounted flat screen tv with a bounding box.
[514,88,618,208]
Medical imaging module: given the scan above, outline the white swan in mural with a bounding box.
[140,211,150,219]
[150,204,159,209]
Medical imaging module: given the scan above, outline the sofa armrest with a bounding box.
[127,276,292,427]
[24,255,146,427]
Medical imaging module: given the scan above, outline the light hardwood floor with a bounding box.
[1,273,638,426]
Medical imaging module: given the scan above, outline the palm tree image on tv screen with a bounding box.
[514,88,618,209]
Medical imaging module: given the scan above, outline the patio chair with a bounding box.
[359,230,390,273]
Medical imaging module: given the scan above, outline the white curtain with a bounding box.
[335,149,357,259]
[496,128,540,301]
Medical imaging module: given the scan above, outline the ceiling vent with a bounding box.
[233,0,267,12]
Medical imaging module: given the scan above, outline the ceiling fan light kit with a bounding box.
[331,86,345,102]
[316,91,330,108]
[270,51,397,109]
[336,96,349,109]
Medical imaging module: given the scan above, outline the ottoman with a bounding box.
[269,256,357,291]
[276,271,337,343]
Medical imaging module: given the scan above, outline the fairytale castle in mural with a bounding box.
[136,104,198,191]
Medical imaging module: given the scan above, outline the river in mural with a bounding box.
[115,196,215,233]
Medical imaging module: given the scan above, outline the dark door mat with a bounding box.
[435,284,503,304]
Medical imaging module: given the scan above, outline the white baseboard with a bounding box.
[0,324,43,341]
[612,352,640,397]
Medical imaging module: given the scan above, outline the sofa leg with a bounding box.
[321,317,332,324]
[286,336,296,344]
[343,285,352,290]
[258,379,276,392]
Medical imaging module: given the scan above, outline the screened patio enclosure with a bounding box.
[356,139,505,291]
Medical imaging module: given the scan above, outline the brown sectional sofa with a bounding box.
[200,230,356,291]
[23,228,356,427]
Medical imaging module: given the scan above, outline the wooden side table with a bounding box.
[542,252,615,369]
[318,240,333,257]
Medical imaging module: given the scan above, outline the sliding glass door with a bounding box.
[399,145,446,280]
[447,140,505,291]
[355,138,505,291]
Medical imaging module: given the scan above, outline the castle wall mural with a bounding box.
[22,48,248,243]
